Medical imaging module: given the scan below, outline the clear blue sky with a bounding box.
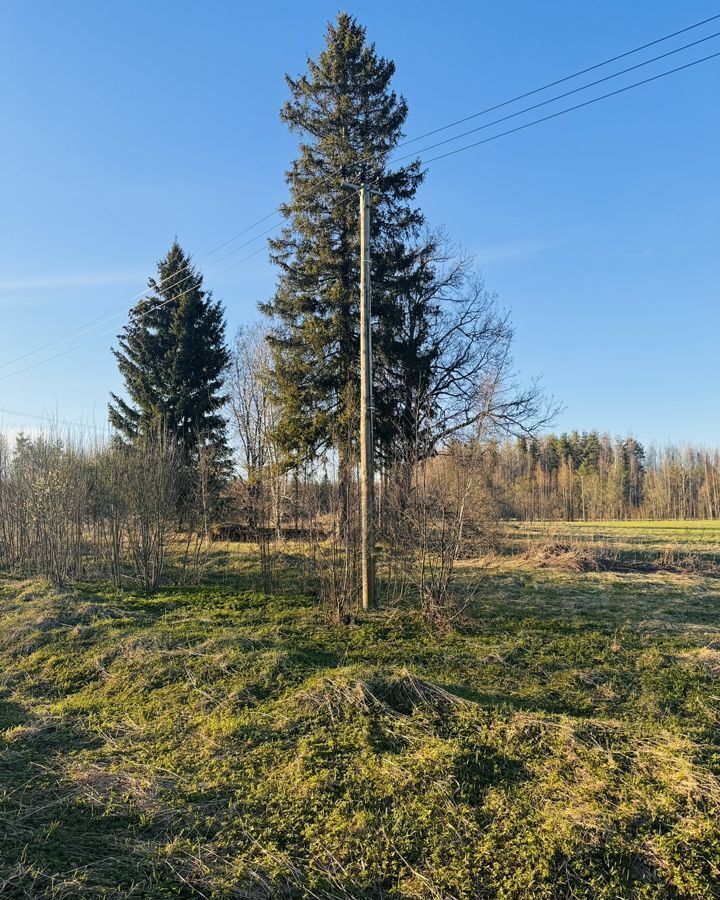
[1,0,718,446]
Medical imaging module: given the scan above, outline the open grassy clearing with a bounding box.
[502,521,720,572]
[508,520,720,545]
[1,536,720,898]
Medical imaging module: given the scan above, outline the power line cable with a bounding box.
[0,406,111,434]
[6,10,720,374]
[0,193,362,381]
[197,219,282,268]
[415,50,720,166]
[397,11,720,148]
[393,29,720,163]
[0,221,292,381]
[0,207,281,371]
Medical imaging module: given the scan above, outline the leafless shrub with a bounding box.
[121,433,182,589]
[308,458,360,624]
[0,426,197,589]
[381,442,486,625]
[0,431,89,586]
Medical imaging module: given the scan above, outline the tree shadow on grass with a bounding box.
[434,680,597,718]
[0,695,188,899]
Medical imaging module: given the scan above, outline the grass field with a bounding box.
[1,525,719,898]
[502,520,720,572]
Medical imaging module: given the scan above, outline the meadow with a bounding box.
[503,520,720,574]
[1,523,719,898]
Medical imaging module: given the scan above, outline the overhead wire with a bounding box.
[0,193,358,381]
[8,13,719,378]
[393,28,720,163]
[0,207,282,372]
[0,406,111,434]
[397,11,720,148]
[413,49,720,166]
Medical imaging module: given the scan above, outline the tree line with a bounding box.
[480,433,720,521]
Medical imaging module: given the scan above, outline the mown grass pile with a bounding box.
[1,555,719,897]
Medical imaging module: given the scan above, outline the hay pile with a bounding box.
[526,540,600,572]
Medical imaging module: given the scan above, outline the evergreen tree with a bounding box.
[529,437,541,466]
[580,431,601,473]
[625,437,645,508]
[109,241,230,476]
[261,13,426,472]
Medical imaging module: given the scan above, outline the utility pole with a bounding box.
[359,183,375,610]
[341,180,376,612]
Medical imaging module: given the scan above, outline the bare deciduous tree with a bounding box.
[382,237,557,469]
[227,324,289,589]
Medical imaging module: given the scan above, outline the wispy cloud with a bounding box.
[0,270,145,292]
[473,239,563,266]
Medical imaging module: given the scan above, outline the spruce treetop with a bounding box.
[263,13,427,465]
[109,240,230,471]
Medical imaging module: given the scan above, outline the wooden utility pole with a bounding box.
[359,183,375,610]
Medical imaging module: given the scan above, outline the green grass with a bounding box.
[505,518,720,543]
[503,520,720,570]
[1,539,720,897]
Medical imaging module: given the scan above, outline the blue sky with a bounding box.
[0,0,718,446]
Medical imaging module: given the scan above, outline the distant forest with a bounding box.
[479,432,720,521]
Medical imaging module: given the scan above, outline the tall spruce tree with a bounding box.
[262,13,429,474]
[109,241,230,475]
